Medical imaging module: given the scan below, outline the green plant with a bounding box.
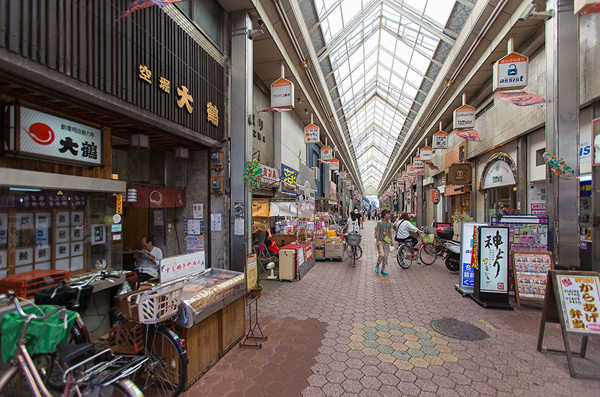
[253,265,263,290]
[452,212,474,223]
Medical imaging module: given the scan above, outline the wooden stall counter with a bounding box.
[173,268,246,390]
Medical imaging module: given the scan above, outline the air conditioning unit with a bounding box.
[313,166,320,181]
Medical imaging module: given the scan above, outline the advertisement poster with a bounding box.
[460,223,487,291]
[281,164,298,195]
[186,236,204,253]
[193,203,203,219]
[513,251,553,299]
[478,227,509,293]
[557,274,600,333]
[184,219,204,235]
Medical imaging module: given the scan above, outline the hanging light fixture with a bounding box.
[130,133,150,149]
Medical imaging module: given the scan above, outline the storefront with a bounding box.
[479,152,518,221]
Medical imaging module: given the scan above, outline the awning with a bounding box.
[124,185,185,208]
[0,169,126,193]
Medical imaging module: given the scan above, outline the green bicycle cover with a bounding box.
[1,305,78,362]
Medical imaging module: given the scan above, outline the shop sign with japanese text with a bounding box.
[321,146,333,161]
[339,171,348,180]
[329,159,339,171]
[433,131,448,149]
[18,106,102,166]
[493,52,528,91]
[420,146,433,162]
[407,163,416,175]
[271,77,294,108]
[431,188,440,204]
[402,171,408,180]
[260,164,278,184]
[557,275,600,333]
[329,181,337,200]
[453,104,476,129]
[478,227,509,293]
[280,164,298,195]
[160,251,205,283]
[414,156,423,168]
[304,123,319,144]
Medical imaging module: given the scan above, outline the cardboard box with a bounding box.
[325,236,342,245]
[325,242,344,258]
[315,238,323,248]
[315,247,325,259]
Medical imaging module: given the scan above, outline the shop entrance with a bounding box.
[484,186,517,221]
[122,207,148,269]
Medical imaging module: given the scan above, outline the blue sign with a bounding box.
[281,164,298,195]
[580,180,592,198]
[111,224,122,233]
[459,222,487,294]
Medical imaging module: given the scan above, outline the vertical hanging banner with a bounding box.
[321,146,333,161]
[420,146,433,162]
[433,131,448,149]
[329,159,339,171]
[304,123,319,144]
[473,226,512,309]
[270,77,294,108]
[453,105,476,129]
[493,52,528,92]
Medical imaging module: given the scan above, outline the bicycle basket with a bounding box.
[346,233,362,247]
[422,234,435,244]
[120,280,184,324]
[1,305,78,362]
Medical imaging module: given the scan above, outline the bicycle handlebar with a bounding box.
[0,291,67,325]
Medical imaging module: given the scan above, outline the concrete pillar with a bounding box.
[230,11,253,272]
[545,0,580,267]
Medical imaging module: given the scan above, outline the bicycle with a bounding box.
[345,232,363,266]
[396,232,436,269]
[115,280,188,397]
[419,235,446,265]
[0,291,146,397]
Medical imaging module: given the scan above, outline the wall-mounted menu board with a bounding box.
[512,250,554,309]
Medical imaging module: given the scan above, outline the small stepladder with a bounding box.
[239,295,268,349]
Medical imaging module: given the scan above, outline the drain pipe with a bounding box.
[382,0,510,191]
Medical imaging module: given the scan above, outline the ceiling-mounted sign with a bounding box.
[14,106,103,166]
[447,163,472,185]
[407,163,416,175]
[420,146,433,162]
[304,123,319,144]
[398,183,405,191]
[453,104,476,129]
[321,146,332,161]
[408,175,416,184]
[414,156,423,168]
[415,168,426,176]
[270,77,294,108]
[339,171,348,180]
[493,52,528,91]
[433,131,448,149]
[402,170,408,180]
[329,158,339,171]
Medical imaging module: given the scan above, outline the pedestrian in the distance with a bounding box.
[374,209,393,275]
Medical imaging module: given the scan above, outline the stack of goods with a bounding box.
[180,269,245,316]
[324,232,344,259]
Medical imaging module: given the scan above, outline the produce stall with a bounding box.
[158,252,246,390]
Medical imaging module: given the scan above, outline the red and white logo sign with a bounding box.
[431,188,441,204]
[260,164,279,184]
[24,122,55,145]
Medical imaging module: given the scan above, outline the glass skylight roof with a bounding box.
[311,0,458,192]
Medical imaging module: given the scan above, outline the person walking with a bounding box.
[374,209,393,275]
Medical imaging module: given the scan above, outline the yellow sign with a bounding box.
[159,77,170,93]
[116,194,123,215]
[139,65,152,83]
[177,86,194,113]
[207,102,219,126]
[247,254,257,291]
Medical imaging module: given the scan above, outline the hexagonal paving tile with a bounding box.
[348,319,458,369]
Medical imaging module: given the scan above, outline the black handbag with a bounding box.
[34,280,94,313]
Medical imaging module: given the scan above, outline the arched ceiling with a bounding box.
[300,0,473,193]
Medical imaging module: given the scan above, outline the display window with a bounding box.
[485,186,517,221]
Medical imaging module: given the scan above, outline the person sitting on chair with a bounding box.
[133,235,163,285]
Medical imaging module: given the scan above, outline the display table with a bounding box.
[279,240,316,281]
[173,268,246,390]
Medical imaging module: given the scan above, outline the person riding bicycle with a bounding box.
[346,208,362,235]
[394,212,420,249]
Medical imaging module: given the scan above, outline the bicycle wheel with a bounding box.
[419,243,437,265]
[138,325,187,397]
[396,245,413,269]
[346,245,363,260]
[95,379,145,397]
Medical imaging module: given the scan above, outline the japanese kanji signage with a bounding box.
[259,164,278,184]
[557,274,600,333]
[420,146,433,162]
[246,254,257,292]
[329,159,339,171]
[339,171,348,181]
[453,104,476,129]
[433,131,448,149]
[407,163,416,175]
[321,146,333,161]
[18,106,102,166]
[477,226,509,294]
[160,251,205,283]
[493,52,528,91]
[304,123,319,144]
[281,164,298,195]
[414,156,423,168]
[431,188,440,204]
[270,77,294,108]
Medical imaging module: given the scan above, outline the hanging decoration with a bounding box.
[424,161,439,171]
[496,92,546,107]
[543,152,575,180]
[433,121,448,149]
[243,159,263,189]
[453,129,481,142]
[259,108,293,113]
[121,0,184,18]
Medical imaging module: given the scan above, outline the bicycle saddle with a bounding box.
[57,342,95,365]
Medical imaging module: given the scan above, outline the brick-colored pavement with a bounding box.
[184,220,600,396]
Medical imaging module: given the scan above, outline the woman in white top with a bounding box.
[394,212,420,248]
[346,209,362,233]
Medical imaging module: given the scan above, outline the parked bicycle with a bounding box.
[0,291,146,397]
[345,232,363,266]
[396,231,436,269]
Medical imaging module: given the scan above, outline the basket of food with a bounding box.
[119,280,184,324]
[346,233,362,247]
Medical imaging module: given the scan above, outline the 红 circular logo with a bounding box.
[24,123,55,145]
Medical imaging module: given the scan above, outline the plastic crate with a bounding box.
[120,280,184,324]
[107,321,145,355]
[0,270,69,299]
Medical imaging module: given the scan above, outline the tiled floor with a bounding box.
[184,220,600,396]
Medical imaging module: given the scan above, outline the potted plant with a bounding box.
[250,266,264,298]
[452,212,474,241]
